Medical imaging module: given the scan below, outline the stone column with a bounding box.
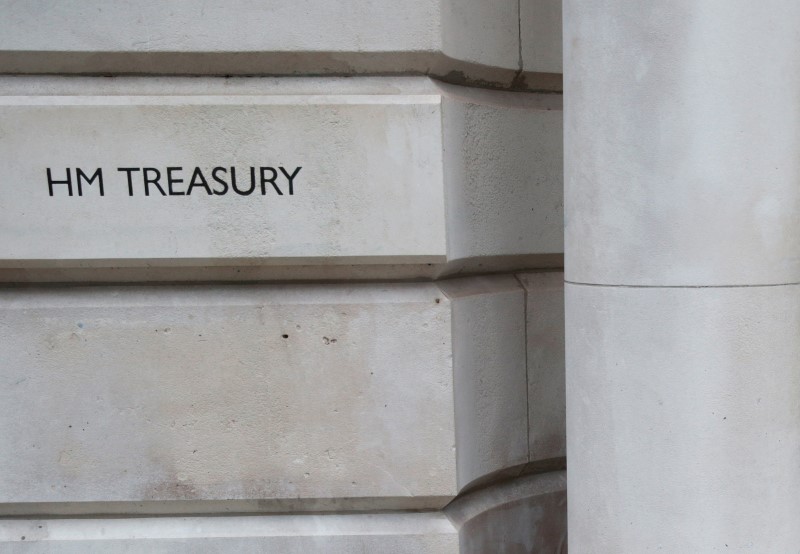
[565,1,800,550]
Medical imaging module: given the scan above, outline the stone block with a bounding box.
[440,0,518,74]
[0,284,456,508]
[517,271,565,462]
[0,275,548,511]
[446,470,568,554]
[0,0,561,87]
[566,282,800,551]
[0,76,562,282]
[521,0,563,76]
[564,0,800,286]
[440,276,528,490]
[441,84,563,275]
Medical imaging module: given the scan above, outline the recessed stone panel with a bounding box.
[0,77,563,281]
[0,80,446,268]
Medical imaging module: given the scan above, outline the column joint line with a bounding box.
[564,280,800,289]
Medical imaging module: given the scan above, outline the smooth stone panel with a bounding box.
[446,470,568,554]
[517,271,565,462]
[566,283,800,551]
[0,0,559,88]
[0,513,458,553]
[442,84,563,275]
[0,76,563,282]
[565,0,800,286]
[521,0,563,75]
[440,0,518,75]
[440,277,528,490]
[0,284,456,507]
[0,78,446,268]
[0,275,546,511]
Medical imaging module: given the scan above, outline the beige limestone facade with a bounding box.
[10,1,790,552]
[0,1,566,552]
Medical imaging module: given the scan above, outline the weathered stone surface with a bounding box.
[0,76,562,282]
[518,271,565,462]
[0,0,563,88]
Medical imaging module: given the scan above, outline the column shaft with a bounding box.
[565,1,800,550]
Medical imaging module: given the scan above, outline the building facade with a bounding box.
[5,1,792,552]
[0,1,567,552]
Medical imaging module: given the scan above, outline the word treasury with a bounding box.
[45,166,302,197]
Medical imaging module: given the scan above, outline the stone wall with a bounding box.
[0,2,565,551]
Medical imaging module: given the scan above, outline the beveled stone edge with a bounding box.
[445,469,567,526]
[0,52,562,93]
[0,496,454,518]
[0,511,457,541]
